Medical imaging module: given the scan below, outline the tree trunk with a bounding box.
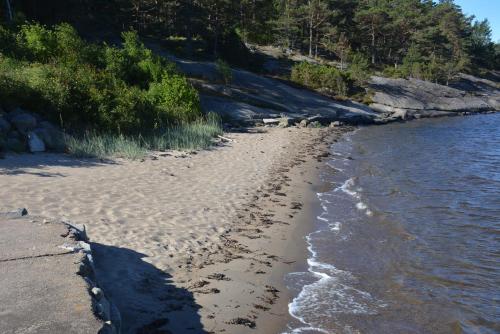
[308,0,313,57]
[5,0,12,21]
[371,21,376,64]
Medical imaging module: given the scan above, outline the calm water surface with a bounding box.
[285,114,500,334]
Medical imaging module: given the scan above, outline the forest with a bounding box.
[0,0,499,156]
[3,0,499,77]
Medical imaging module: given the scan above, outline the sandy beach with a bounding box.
[0,126,350,333]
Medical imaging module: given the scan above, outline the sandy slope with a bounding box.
[0,126,347,333]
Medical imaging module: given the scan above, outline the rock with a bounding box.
[9,112,37,135]
[28,132,45,152]
[91,287,104,301]
[329,121,342,127]
[33,122,65,150]
[0,117,11,135]
[18,208,29,216]
[262,118,279,125]
[6,135,26,152]
[298,119,308,128]
[369,76,495,116]
[278,117,291,128]
[307,121,321,128]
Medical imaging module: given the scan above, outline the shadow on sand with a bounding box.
[91,243,206,334]
[0,153,116,177]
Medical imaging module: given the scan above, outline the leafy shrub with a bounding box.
[17,23,57,62]
[147,74,201,124]
[291,62,350,97]
[0,23,201,134]
[348,53,370,85]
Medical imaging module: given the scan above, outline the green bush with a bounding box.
[291,62,350,97]
[0,23,201,134]
[348,53,370,85]
[147,74,201,124]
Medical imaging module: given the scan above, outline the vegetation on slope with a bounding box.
[0,23,201,132]
[0,22,222,158]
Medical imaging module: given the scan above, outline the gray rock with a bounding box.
[33,122,65,150]
[369,76,497,117]
[6,136,26,152]
[0,117,11,135]
[174,58,378,125]
[307,121,322,128]
[10,112,37,135]
[298,119,309,128]
[329,121,342,127]
[28,132,46,152]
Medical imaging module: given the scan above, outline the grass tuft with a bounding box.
[65,113,223,159]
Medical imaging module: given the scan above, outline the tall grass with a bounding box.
[65,114,223,160]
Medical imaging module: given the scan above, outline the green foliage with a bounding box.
[147,74,201,124]
[0,23,201,134]
[215,58,233,84]
[348,53,370,85]
[291,62,350,97]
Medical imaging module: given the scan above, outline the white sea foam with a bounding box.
[317,215,329,222]
[288,227,385,333]
[356,202,368,210]
[335,178,361,199]
[328,222,341,232]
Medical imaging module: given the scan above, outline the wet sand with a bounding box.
[0,126,351,333]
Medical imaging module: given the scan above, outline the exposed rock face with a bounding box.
[174,58,378,126]
[369,76,499,121]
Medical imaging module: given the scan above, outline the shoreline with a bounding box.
[178,126,354,333]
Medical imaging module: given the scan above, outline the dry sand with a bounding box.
[0,126,350,333]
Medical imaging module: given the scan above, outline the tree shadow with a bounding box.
[91,243,206,334]
[0,153,116,177]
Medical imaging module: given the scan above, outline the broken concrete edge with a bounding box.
[62,222,122,334]
[3,208,122,334]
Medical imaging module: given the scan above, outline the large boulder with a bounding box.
[33,121,65,150]
[6,133,26,152]
[9,111,38,135]
[28,132,46,152]
[0,116,11,136]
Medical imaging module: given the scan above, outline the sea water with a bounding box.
[285,114,500,334]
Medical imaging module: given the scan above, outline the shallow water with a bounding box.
[285,114,500,334]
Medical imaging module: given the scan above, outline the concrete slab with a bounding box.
[0,218,72,261]
[0,215,107,334]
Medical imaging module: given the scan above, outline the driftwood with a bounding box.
[217,135,235,142]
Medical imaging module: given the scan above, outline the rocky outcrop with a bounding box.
[174,58,378,126]
[369,75,499,121]
[0,107,65,154]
